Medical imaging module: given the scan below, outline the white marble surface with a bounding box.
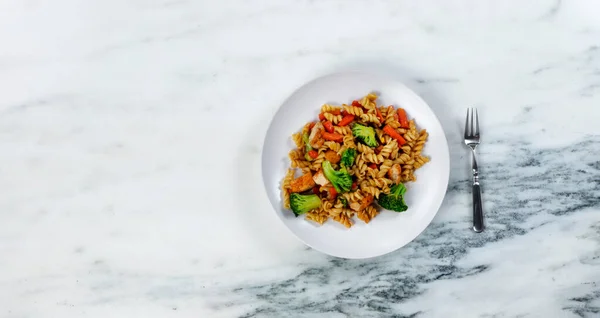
[1,0,600,317]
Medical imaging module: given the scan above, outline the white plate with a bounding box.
[261,71,450,259]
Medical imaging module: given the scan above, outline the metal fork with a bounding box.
[464,108,484,233]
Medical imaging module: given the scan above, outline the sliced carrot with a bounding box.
[383,125,407,145]
[322,132,343,142]
[375,108,383,123]
[330,109,341,115]
[351,100,362,107]
[369,163,377,170]
[318,113,325,121]
[329,187,338,200]
[323,121,334,133]
[341,110,348,116]
[397,108,409,128]
[308,150,318,159]
[338,114,355,126]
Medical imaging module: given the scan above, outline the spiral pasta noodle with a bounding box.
[282,169,294,209]
[321,104,342,113]
[360,113,381,126]
[324,112,342,124]
[342,105,364,116]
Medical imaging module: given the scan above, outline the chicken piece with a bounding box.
[350,193,374,211]
[324,150,341,164]
[290,173,315,193]
[308,122,325,149]
[387,164,402,184]
[312,170,330,186]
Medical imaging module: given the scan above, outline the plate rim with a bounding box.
[261,70,450,259]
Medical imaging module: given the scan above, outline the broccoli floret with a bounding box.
[340,148,357,168]
[352,123,378,147]
[377,183,408,212]
[322,160,353,193]
[339,197,348,208]
[290,193,322,216]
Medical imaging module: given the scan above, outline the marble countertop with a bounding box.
[1,1,600,317]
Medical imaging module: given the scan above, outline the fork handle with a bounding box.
[472,183,484,232]
[470,149,484,232]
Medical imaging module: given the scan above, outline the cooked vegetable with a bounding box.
[377,183,408,212]
[322,132,344,142]
[352,100,362,107]
[339,197,348,207]
[323,121,334,133]
[322,160,353,193]
[397,108,409,128]
[338,114,355,126]
[375,108,383,123]
[307,150,318,159]
[290,173,316,193]
[383,125,407,145]
[352,123,378,147]
[290,193,322,216]
[328,187,338,200]
[318,113,325,121]
[340,148,357,168]
[302,132,312,160]
[368,163,377,170]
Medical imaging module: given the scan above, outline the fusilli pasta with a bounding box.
[281,93,430,228]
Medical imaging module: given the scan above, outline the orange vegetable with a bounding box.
[341,110,348,116]
[322,132,343,142]
[352,100,362,107]
[323,121,334,133]
[308,122,316,131]
[318,113,325,121]
[308,150,318,159]
[375,108,383,123]
[329,187,338,200]
[397,108,409,128]
[383,125,407,145]
[338,114,355,126]
[330,109,341,115]
[369,163,377,170]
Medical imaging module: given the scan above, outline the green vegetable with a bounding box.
[340,148,357,168]
[377,183,408,212]
[339,197,348,208]
[322,160,353,193]
[352,123,378,147]
[290,193,322,216]
[302,132,313,161]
